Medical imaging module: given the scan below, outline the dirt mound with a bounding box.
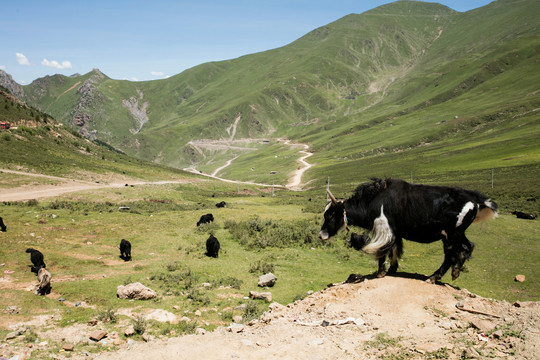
[89,276,539,360]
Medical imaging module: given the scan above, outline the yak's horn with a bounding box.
[327,189,337,204]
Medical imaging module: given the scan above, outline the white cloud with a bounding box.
[151,71,164,76]
[41,58,73,69]
[16,53,31,66]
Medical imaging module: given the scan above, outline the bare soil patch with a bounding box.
[3,276,538,359]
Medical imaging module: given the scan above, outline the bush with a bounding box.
[225,216,327,249]
[132,315,147,334]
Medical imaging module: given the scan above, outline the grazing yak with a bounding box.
[197,213,214,227]
[119,239,132,261]
[26,248,46,274]
[319,178,498,283]
[0,216,6,232]
[215,201,227,208]
[36,267,52,295]
[512,211,536,220]
[205,234,220,258]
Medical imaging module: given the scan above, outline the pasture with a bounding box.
[0,178,538,353]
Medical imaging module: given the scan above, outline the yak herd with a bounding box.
[6,200,226,297]
[3,181,536,298]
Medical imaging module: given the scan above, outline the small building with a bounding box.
[0,122,10,130]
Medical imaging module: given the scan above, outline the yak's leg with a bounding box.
[427,242,453,284]
[387,238,403,274]
[376,256,387,278]
[451,233,475,280]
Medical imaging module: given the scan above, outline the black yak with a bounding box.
[205,234,220,258]
[26,248,46,274]
[119,239,132,261]
[197,213,214,227]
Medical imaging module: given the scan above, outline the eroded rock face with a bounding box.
[117,282,157,300]
[0,70,24,98]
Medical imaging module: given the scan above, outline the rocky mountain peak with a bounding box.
[0,70,24,99]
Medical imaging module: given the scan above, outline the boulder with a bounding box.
[515,274,526,282]
[258,273,277,287]
[249,291,272,302]
[124,326,135,337]
[117,282,156,300]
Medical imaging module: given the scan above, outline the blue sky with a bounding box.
[1,0,493,85]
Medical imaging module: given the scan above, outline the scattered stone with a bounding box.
[201,282,212,288]
[117,282,157,300]
[470,319,496,333]
[87,319,98,326]
[249,291,272,302]
[233,315,243,323]
[179,316,191,323]
[145,309,178,323]
[514,274,526,282]
[172,305,180,310]
[62,343,74,352]
[194,310,202,317]
[142,332,154,342]
[4,306,20,314]
[227,324,244,333]
[58,298,66,302]
[258,273,277,287]
[124,326,135,337]
[492,330,504,339]
[89,330,108,342]
[195,328,207,335]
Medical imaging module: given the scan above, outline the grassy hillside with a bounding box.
[17,0,540,195]
[0,87,194,182]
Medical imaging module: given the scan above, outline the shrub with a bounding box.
[97,308,117,323]
[132,315,147,334]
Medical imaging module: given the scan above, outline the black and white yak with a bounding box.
[36,267,52,295]
[319,178,498,283]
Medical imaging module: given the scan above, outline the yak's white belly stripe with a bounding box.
[456,201,475,227]
[363,205,394,255]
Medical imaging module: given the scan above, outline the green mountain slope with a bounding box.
[17,0,540,191]
[0,86,191,182]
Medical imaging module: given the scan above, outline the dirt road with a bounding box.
[0,169,193,202]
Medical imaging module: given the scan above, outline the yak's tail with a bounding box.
[474,198,498,223]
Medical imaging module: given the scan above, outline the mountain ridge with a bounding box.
[1,0,538,189]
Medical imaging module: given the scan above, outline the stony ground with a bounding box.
[3,276,539,360]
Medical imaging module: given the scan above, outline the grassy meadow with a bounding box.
[1,176,538,350]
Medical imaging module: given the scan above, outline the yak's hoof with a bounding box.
[425,276,437,284]
[345,273,365,283]
[388,265,398,274]
[452,267,461,281]
[376,271,387,278]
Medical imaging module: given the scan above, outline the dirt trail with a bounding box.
[0,169,194,202]
[82,276,538,360]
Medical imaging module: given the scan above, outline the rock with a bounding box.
[249,291,272,302]
[258,273,277,287]
[470,319,496,333]
[4,306,20,314]
[117,282,157,300]
[145,309,178,323]
[514,274,526,282]
[492,330,504,339]
[194,310,202,317]
[179,316,191,323]
[233,315,243,323]
[87,319,98,326]
[89,330,107,342]
[6,331,19,340]
[195,328,207,335]
[62,343,74,351]
[142,332,154,342]
[124,325,135,337]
